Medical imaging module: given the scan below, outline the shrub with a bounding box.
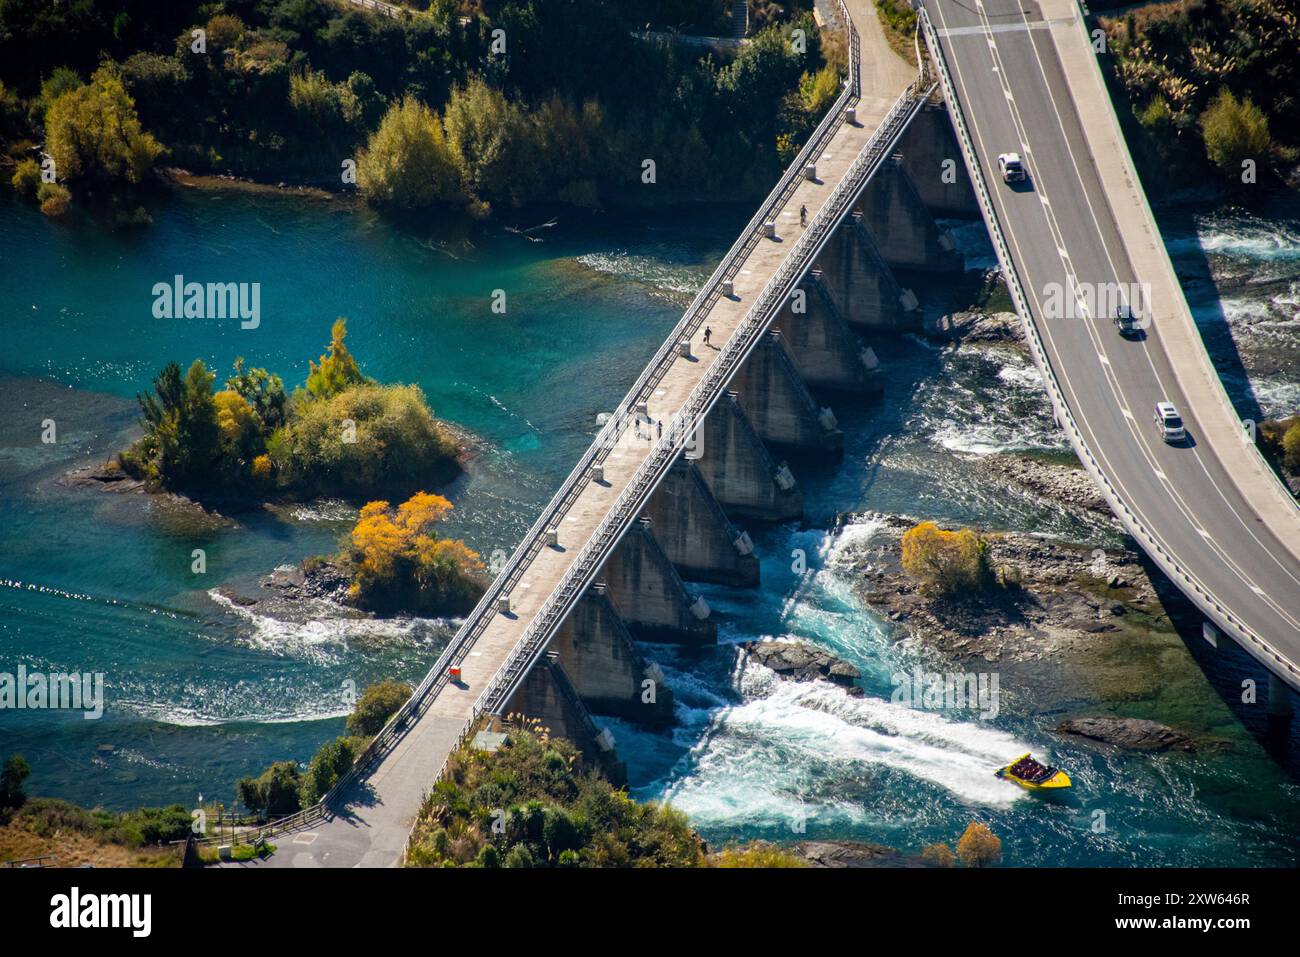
[900,522,995,595]
[275,384,460,498]
[44,64,162,186]
[357,95,461,209]
[1200,89,1272,177]
[710,842,808,867]
[36,181,71,217]
[237,761,303,820]
[345,492,486,615]
[407,726,706,868]
[346,680,413,736]
[299,737,357,807]
[0,755,31,809]
[11,159,40,199]
[921,842,956,867]
[1283,421,1300,472]
[956,821,1002,867]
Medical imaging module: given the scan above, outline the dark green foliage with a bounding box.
[236,760,303,819]
[346,681,412,737]
[227,356,288,430]
[1,0,839,208]
[298,736,357,807]
[121,321,459,500]
[0,755,30,809]
[407,726,705,867]
[12,796,191,847]
[1103,0,1299,187]
[129,359,221,487]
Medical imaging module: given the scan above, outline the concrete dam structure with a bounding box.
[500,112,977,774]
[216,0,993,868]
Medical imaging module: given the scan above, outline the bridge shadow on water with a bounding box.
[1134,547,1300,776]
[1153,201,1267,427]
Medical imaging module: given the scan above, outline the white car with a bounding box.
[997,152,1027,183]
[1154,401,1185,443]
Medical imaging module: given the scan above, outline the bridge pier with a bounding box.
[774,271,880,394]
[814,215,916,330]
[598,519,716,645]
[895,103,980,218]
[643,460,760,587]
[551,585,675,725]
[731,331,843,455]
[1267,671,1294,718]
[503,654,628,786]
[852,158,964,274]
[694,393,803,522]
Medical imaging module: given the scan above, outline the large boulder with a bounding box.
[1055,716,1193,752]
[745,641,862,693]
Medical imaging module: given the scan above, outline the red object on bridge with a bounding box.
[448,666,462,682]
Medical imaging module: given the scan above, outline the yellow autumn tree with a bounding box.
[347,492,485,615]
[921,843,956,868]
[956,822,1002,868]
[900,521,994,595]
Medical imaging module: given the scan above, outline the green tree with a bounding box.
[227,357,287,429]
[443,76,528,205]
[357,95,461,208]
[299,737,356,807]
[37,67,83,118]
[346,681,413,736]
[0,754,31,809]
[44,64,163,186]
[305,318,367,400]
[11,159,41,199]
[237,761,303,820]
[1200,89,1271,176]
[133,359,220,486]
[1283,421,1300,472]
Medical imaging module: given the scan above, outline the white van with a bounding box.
[1153,401,1185,443]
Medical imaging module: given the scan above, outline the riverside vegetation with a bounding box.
[404,720,1010,867]
[1098,0,1300,189]
[0,755,190,867]
[1,0,842,219]
[116,318,461,500]
[111,318,485,616]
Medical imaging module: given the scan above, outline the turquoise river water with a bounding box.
[1,185,1298,866]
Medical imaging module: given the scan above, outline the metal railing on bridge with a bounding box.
[204,0,924,847]
[917,7,1300,690]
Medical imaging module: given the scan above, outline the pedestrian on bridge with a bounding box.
[800,204,807,228]
[703,325,712,346]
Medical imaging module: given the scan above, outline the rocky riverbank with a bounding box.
[977,453,1115,519]
[788,840,909,867]
[922,309,1022,346]
[842,512,1160,665]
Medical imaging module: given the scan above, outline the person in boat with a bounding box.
[1010,755,1050,781]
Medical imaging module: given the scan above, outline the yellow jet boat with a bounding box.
[995,753,1072,791]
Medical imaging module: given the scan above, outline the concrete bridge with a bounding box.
[223,0,974,867]
[920,0,1300,709]
[220,0,1298,868]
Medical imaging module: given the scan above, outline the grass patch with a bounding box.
[875,0,919,65]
